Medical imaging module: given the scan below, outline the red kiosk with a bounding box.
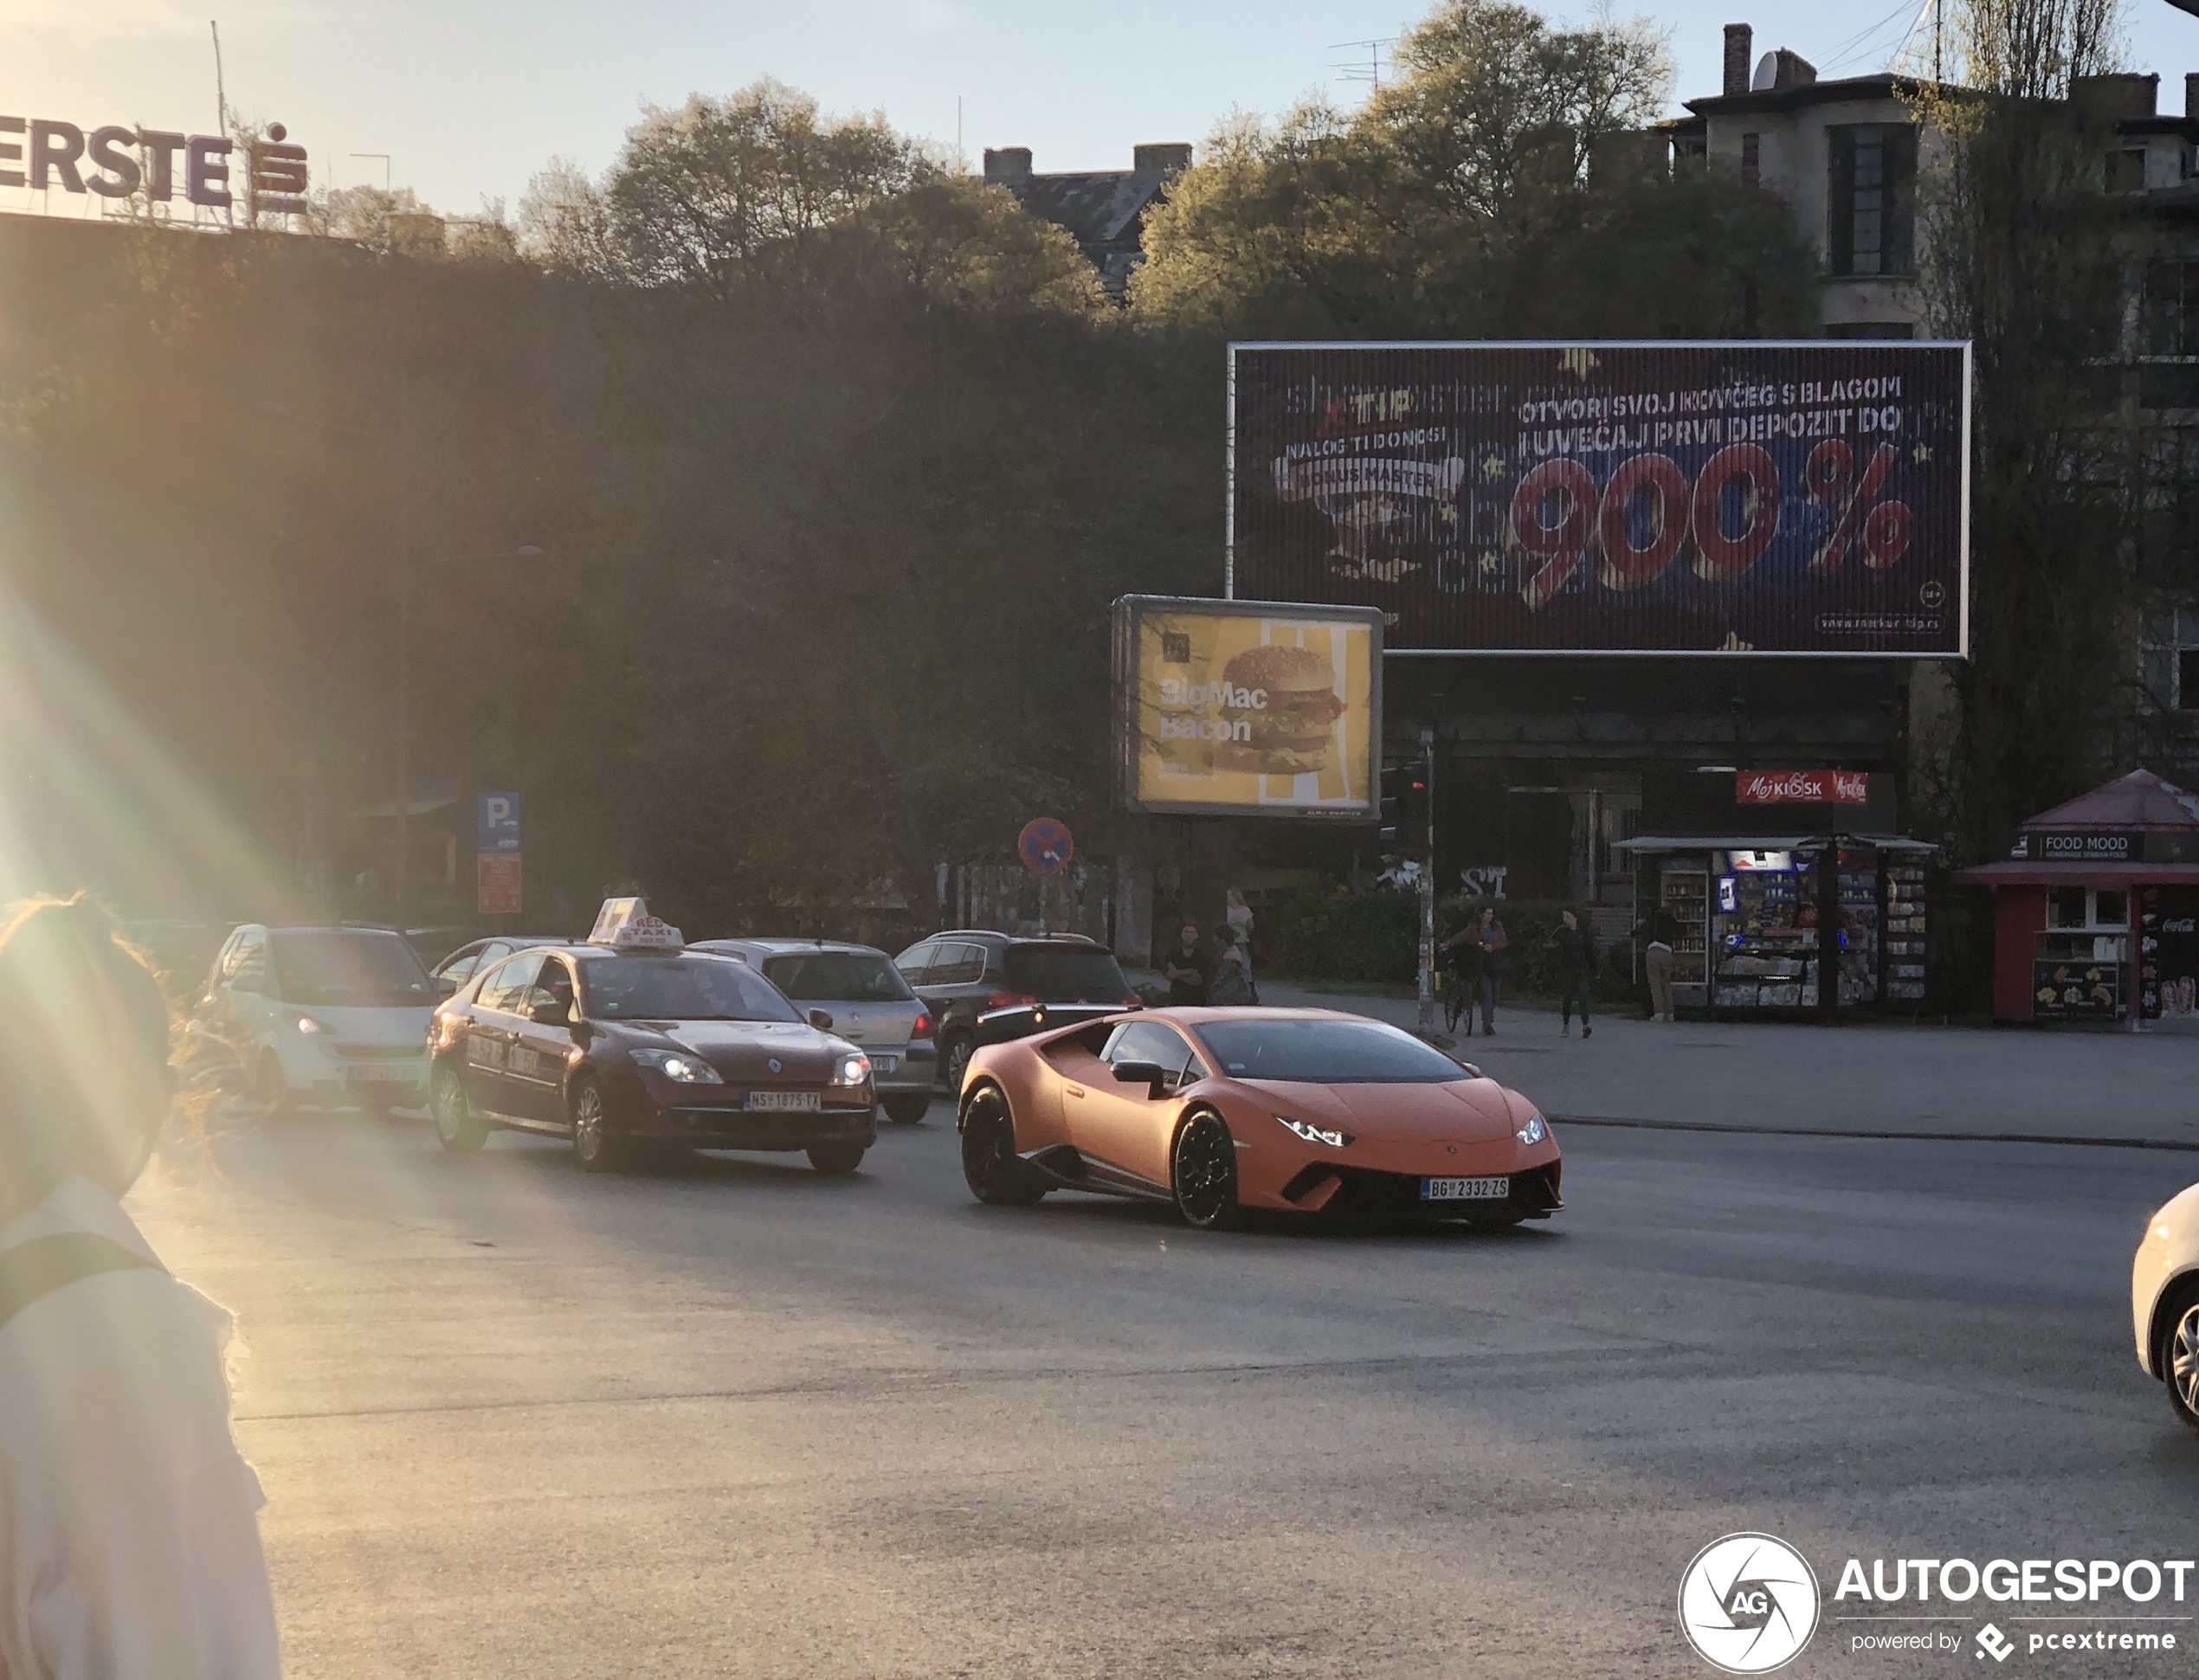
[1955,770,2199,1027]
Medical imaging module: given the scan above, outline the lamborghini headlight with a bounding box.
[1516,1111,1547,1146]
[1277,1114,1351,1149]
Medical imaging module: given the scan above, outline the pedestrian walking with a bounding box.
[0,894,283,1679]
[1549,907,1596,1039]
[1440,915,1486,1034]
[1634,898,1682,1022]
[1163,919,1211,1007]
[1475,905,1508,1036]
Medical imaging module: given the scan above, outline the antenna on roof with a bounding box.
[1332,36,1398,91]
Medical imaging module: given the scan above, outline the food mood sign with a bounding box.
[1112,595,1382,820]
[1228,341,1970,656]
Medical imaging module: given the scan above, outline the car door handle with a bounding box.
[1066,1085,1085,1098]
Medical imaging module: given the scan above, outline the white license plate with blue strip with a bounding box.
[1420,1175,1508,1201]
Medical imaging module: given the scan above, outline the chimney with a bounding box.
[1770,48,1817,90]
[2188,73,2199,119]
[982,146,1032,187]
[1724,24,1753,98]
[1132,142,1193,177]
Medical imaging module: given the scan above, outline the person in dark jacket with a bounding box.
[1631,901,1682,1022]
[1549,907,1596,1039]
[1440,917,1486,1033]
[1163,921,1211,1007]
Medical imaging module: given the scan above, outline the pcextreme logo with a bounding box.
[1678,1533,1822,1674]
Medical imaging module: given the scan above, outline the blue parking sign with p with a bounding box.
[478,792,520,853]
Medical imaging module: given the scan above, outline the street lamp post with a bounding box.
[392,545,543,924]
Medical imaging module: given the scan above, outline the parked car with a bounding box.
[691,939,936,1123]
[430,935,577,994]
[197,924,440,1112]
[892,931,1141,1094]
[429,942,875,1174]
[2132,1181,2199,1433]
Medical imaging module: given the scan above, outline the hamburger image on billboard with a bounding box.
[1113,595,1383,819]
[1210,643,1350,776]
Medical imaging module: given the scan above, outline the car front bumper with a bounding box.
[656,1102,878,1151]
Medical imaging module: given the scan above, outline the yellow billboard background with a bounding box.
[1132,609,1376,814]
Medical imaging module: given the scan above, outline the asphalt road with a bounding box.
[128,1096,2199,1679]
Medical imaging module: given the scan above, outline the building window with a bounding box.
[1827,125,1916,276]
[2106,145,2149,193]
[2139,262,2199,409]
[2181,647,2199,710]
[1741,132,1760,185]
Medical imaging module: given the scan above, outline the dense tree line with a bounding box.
[0,0,1819,937]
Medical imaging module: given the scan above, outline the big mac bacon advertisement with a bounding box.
[1228,340,1970,655]
[1112,595,1383,819]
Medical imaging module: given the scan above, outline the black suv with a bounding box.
[893,932,1140,1092]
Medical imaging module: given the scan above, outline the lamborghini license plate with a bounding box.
[745,1090,822,1112]
[1420,1175,1509,1201]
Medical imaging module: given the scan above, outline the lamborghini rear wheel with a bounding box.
[1172,1110,1240,1231]
[960,1086,1045,1207]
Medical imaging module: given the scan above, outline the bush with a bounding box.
[1270,882,1421,982]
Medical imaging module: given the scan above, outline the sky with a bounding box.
[8,0,2199,222]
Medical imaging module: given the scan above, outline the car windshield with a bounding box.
[270,931,435,1007]
[1002,945,1132,1001]
[759,952,911,1002]
[580,956,801,1023]
[1196,1018,1474,1085]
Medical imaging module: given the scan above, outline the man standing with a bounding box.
[1635,899,1681,1023]
[1164,920,1211,1007]
[1551,907,1596,1039]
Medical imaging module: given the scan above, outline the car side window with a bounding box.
[438,945,483,984]
[932,943,985,986]
[229,930,268,990]
[478,953,544,1014]
[530,957,576,1017]
[895,943,936,985]
[1103,1020,1195,1088]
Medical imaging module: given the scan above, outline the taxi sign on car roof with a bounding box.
[588,897,684,949]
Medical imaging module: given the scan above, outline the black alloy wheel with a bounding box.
[807,1141,868,1175]
[2166,1284,2199,1436]
[941,1034,973,1095]
[430,1065,489,1153]
[882,1093,931,1126]
[570,1075,623,1174]
[1171,1110,1241,1231]
[959,1086,1045,1207]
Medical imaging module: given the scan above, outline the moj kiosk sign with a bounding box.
[0,112,307,215]
[1228,340,1971,657]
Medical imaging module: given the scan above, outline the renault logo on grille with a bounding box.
[768,1058,783,1073]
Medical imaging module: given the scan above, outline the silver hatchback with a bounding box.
[690,939,937,1123]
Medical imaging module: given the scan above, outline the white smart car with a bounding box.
[2132,1182,2199,1433]
[198,924,440,1112]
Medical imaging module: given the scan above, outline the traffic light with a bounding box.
[1379,761,1428,853]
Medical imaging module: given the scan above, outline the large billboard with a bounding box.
[1228,341,1970,657]
[1112,595,1382,819]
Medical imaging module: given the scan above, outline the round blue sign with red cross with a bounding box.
[1019,817,1074,875]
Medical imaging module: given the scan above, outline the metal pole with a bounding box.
[1416,724,1436,1034]
[395,546,409,926]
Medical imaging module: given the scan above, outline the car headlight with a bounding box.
[293,1014,326,1035]
[633,1048,724,1085]
[1277,1114,1351,1149]
[829,1052,873,1088]
[1516,1112,1547,1146]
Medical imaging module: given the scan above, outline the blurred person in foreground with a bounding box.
[0,895,282,1678]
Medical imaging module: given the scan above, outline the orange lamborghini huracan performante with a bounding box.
[956,1008,1562,1230]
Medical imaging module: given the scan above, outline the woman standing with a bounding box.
[0,895,283,1679]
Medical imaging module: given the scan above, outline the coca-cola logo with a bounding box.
[1736,769,1870,806]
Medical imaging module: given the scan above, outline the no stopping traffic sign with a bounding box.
[1019,817,1073,874]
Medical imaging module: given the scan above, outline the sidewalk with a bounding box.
[1250,981,2199,1149]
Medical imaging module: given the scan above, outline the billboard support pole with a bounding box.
[1417,724,1436,1036]
[1223,344,1237,601]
